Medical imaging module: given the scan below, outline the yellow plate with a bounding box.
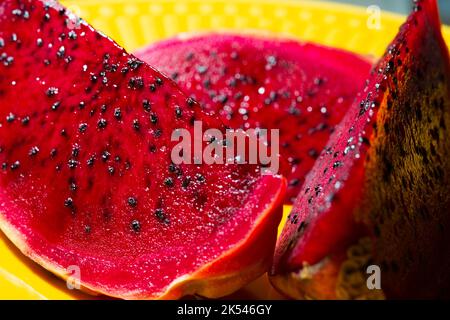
[1,0,450,300]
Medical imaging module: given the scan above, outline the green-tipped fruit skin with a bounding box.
[272,0,450,299]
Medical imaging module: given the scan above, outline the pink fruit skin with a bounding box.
[135,34,372,203]
[0,0,286,299]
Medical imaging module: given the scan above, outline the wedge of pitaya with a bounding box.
[135,35,371,203]
[271,0,450,299]
[0,0,286,299]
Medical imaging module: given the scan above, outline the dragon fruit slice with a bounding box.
[135,35,371,203]
[272,0,450,299]
[0,0,286,299]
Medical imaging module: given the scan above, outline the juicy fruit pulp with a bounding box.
[272,0,450,299]
[0,0,285,299]
[135,35,371,203]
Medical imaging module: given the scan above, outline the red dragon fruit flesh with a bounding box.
[135,35,372,204]
[0,0,286,299]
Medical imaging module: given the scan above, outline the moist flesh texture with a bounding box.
[0,0,285,299]
[135,35,371,203]
[272,0,450,299]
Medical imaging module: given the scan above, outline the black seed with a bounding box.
[84,225,91,234]
[19,116,29,126]
[168,163,178,173]
[131,220,141,232]
[70,181,77,191]
[108,166,115,175]
[127,58,143,70]
[289,179,300,187]
[182,177,191,189]
[29,146,40,156]
[56,46,65,59]
[314,77,325,86]
[186,97,195,107]
[78,123,88,133]
[308,148,319,159]
[64,197,73,207]
[175,106,182,119]
[6,113,15,122]
[186,52,194,61]
[217,94,228,105]
[333,161,343,169]
[50,148,57,157]
[4,56,14,66]
[79,101,85,109]
[128,76,144,89]
[72,145,80,158]
[2,163,7,170]
[155,208,165,221]
[114,107,122,120]
[51,101,60,111]
[121,67,129,74]
[64,56,73,64]
[90,75,98,84]
[97,118,107,129]
[196,174,205,182]
[43,13,50,21]
[266,55,277,67]
[133,119,140,131]
[142,99,151,112]
[149,145,157,153]
[46,87,58,97]
[150,113,158,124]
[196,65,208,74]
[153,129,162,138]
[100,104,107,113]
[155,77,163,86]
[10,161,20,170]
[128,197,137,207]
[102,151,111,162]
[203,79,211,89]
[164,177,174,187]
[68,30,77,40]
[87,155,95,166]
[68,159,79,169]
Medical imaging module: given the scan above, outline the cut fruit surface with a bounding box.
[0,0,285,299]
[272,0,450,299]
[135,34,372,203]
